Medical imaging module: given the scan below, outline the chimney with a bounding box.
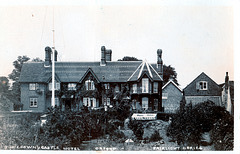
[54,50,58,61]
[225,72,229,90]
[105,49,112,61]
[157,49,163,79]
[45,46,52,66]
[101,46,106,66]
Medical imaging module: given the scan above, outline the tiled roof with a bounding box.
[20,61,160,83]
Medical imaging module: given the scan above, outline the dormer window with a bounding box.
[49,82,60,91]
[196,81,208,90]
[85,80,95,90]
[142,78,149,93]
[68,83,76,90]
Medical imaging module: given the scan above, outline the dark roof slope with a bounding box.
[21,61,163,83]
[184,72,222,96]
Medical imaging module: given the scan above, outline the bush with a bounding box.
[128,119,144,140]
[167,100,233,149]
[149,130,162,142]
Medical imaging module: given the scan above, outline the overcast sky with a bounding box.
[0,0,236,88]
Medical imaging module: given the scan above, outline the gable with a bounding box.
[79,68,100,83]
[184,72,221,96]
[162,80,182,93]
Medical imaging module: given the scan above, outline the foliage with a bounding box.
[32,57,43,62]
[210,111,233,150]
[167,100,233,149]
[118,56,141,61]
[128,119,144,140]
[149,130,162,142]
[0,113,41,149]
[8,56,30,101]
[163,64,178,85]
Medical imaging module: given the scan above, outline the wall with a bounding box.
[162,82,182,113]
[21,83,46,112]
[185,96,222,106]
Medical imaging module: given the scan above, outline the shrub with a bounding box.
[167,100,233,149]
[128,119,144,140]
[149,130,162,142]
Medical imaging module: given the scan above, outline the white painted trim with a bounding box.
[127,62,143,81]
[149,64,163,81]
[145,60,153,78]
[138,60,145,79]
[162,80,182,92]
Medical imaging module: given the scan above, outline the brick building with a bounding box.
[19,46,163,113]
[162,80,182,113]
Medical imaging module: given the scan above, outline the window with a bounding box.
[49,82,60,91]
[107,98,110,106]
[68,83,76,90]
[29,83,39,90]
[142,78,149,93]
[162,93,168,99]
[133,84,137,93]
[83,97,97,107]
[154,82,158,93]
[196,81,208,90]
[154,99,158,111]
[85,80,95,90]
[30,98,38,107]
[142,97,148,110]
[104,83,110,90]
[51,97,59,106]
[115,85,119,93]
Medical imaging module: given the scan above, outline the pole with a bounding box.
[51,7,55,107]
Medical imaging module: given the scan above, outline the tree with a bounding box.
[32,57,43,62]
[118,56,141,61]
[163,64,178,85]
[8,56,30,101]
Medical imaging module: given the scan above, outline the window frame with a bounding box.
[30,98,38,108]
[142,78,149,93]
[29,83,36,91]
[162,93,168,99]
[133,83,137,93]
[197,81,208,90]
[49,82,60,91]
[153,82,158,93]
[85,80,95,91]
[68,83,77,91]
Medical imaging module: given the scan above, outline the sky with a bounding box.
[0,0,237,89]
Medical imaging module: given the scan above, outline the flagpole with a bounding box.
[51,7,55,107]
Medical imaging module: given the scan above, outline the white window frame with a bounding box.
[51,97,59,106]
[68,83,76,90]
[162,93,168,99]
[49,82,60,91]
[142,78,149,93]
[197,81,208,90]
[142,97,148,110]
[104,83,110,90]
[85,80,95,90]
[115,85,119,93]
[83,97,96,107]
[107,98,111,106]
[133,84,137,93]
[30,98,38,108]
[29,83,36,90]
[154,82,158,93]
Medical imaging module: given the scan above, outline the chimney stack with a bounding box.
[157,49,163,79]
[45,46,52,66]
[101,46,106,66]
[54,50,58,61]
[225,72,229,90]
[105,49,112,61]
